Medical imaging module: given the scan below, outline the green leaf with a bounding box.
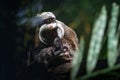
[71,37,85,80]
[78,64,120,80]
[117,24,120,54]
[86,6,107,73]
[107,3,119,67]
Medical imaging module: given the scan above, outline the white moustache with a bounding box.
[39,22,65,44]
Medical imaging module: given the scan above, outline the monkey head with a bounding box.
[37,12,65,45]
[37,12,56,24]
[39,23,65,45]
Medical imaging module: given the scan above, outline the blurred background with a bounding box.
[0,0,120,80]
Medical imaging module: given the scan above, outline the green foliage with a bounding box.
[107,3,119,67]
[79,64,120,80]
[86,6,107,73]
[71,3,120,80]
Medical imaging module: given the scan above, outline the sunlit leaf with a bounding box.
[86,6,107,73]
[107,3,119,67]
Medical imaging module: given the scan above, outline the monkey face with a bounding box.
[39,22,65,45]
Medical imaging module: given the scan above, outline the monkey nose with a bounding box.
[48,25,53,29]
[47,23,57,29]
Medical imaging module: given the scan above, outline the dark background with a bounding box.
[0,0,120,80]
[0,0,19,80]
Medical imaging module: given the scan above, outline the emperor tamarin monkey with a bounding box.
[37,12,78,59]
[19,12,78,80]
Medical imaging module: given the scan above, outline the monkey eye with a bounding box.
[44,18,55,24]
